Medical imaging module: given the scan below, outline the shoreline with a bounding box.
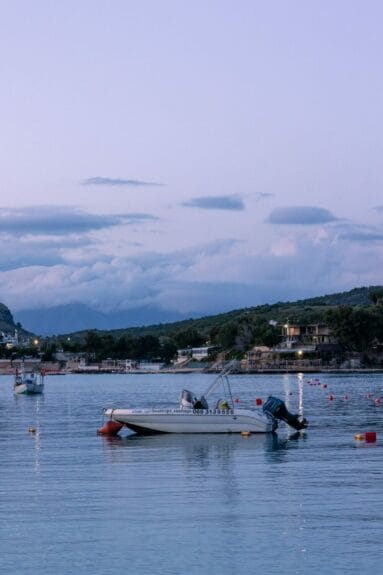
[44,367,383,375]
[2,367,383,376]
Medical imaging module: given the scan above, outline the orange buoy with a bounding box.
[329,394,334,401]
[365,431,377,443]
[374,398,381,406]
[322,383,327,389]
[255,398,263,406]
[343,395,348,401]
[97,420,123,436]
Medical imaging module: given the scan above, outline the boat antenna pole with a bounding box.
[203,360,238,399]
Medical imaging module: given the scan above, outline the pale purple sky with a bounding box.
[1,0,382,318]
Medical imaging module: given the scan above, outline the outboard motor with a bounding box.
[180,389,195,409]
[263,396,308,431]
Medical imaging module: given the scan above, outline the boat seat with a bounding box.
[193,395,209,409]
[216,399,230,410]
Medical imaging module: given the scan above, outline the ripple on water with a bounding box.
[0,372,383,575]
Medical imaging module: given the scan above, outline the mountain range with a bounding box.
[13,304,194,336]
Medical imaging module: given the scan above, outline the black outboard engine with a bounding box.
[263,396,308,431]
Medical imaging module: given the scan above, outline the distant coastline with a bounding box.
[2,362,383,376]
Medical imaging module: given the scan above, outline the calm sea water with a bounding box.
[1,371,383,575]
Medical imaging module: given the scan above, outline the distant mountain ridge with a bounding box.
[14,303,191,336]
[10,285,383,337]
[0,303,33,336]
[0,303,16,331]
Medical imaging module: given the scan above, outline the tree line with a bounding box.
[2,287,383,363]
[33,315,281,363]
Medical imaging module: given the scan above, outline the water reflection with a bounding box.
[13,390,45,409]
[103,430,270,449]
[4,373,382,575]
[101,429,307,465]
[297,372,304,416]
[281,372,305,417]
[263,430,307,464]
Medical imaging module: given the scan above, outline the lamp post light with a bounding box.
[284,320,290,342]
[296,349,303,365]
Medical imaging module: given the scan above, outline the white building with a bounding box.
[177,346,220,361]
[1,330,19,349]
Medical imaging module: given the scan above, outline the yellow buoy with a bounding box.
[241,431,250,437]
[354,433,364,441]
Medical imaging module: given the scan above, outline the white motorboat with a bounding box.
[104,406,275,434]
[14,369,44,395]
[103,364,307,435]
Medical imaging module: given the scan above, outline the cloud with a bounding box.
[0,235,94,271]
[121,213,159,224]
[182,195,245,211]
[0,224,114,272]
[255,192,275,201]
[0,206,157,236]
[269,238,297,257]
[81,177,164,187]
[2,204,383,327]
[337,224,383,243]
[0,238,242,313]
[0,253,66,272]
[2,221,383,325]
[266,206,338,225]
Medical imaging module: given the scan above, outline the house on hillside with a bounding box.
[280,322,335,348]
[242,321,339,371]
[0,330,19,349]
[177,345,220,361]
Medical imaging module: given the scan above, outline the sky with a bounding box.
[0,0,383,323]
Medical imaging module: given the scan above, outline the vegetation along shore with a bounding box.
[1,286,383,374]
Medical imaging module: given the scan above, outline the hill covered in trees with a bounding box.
[34,285,383,363]
[0,303,18,332]
[55,286,381,342]
[0,303,33,336]
[113,285,383,337]
[3,286,383,363]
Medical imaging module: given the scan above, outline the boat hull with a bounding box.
[14,383,44,395]
[13,370,44,395]
[104,408,275,434]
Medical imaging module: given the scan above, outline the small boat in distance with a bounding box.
[14,368,44,395]
[102,363,308,435]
